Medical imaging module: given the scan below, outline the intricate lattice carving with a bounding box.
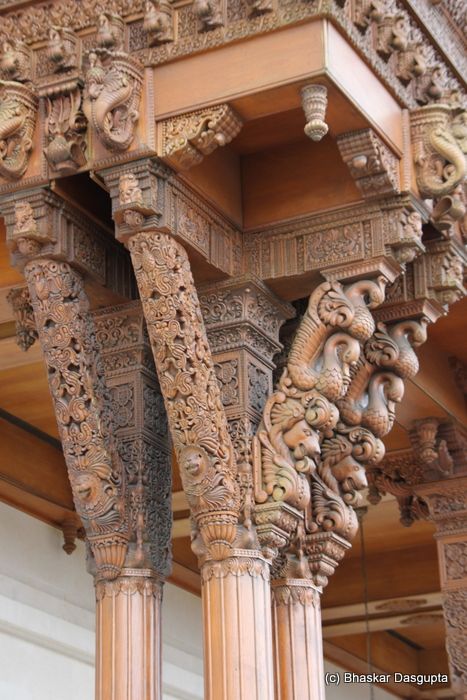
[161,104,243,169]
[128,231,240,560]
[24,259,130,580]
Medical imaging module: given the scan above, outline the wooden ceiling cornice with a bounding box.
[0,0,464,110]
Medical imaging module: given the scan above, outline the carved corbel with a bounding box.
[410,104,466,200]
[6,285,38,351]
[254,276,388,562]
[419,237,467,307]
[160,104,243,170]
[143,0,174,46]
[300,84,328,142]
[390,207,425,265]
[337,128,400,199]
[83,13,143,153]
[193,0,224,31]
[0,80,37,180]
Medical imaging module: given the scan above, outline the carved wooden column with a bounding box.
[101,163,276,700]
[92,302,172,700]
[254,265,400,700]
[415,476,467,696]
[2,191,170,700]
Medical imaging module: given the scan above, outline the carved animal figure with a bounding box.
[416,124,466,198]
[193,0,223,30]
[0,86,35,179]
[143,0,174,46]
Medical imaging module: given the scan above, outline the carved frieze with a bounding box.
[0,80,37,180]
[160,104,243,170]
[337,129,400,199]
[6,284,38,351]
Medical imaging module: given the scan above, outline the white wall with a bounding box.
[0,501,394,699]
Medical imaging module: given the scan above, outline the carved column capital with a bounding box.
[0,188,136,299]
[337,128,401,199]
[159,104,243,170]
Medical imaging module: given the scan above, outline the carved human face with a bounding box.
[283,419,320,461]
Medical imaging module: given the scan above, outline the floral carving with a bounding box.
[128,231,240,560]
[24,259,129,580]
[161,104,243,169]
[0,80,37,180]
[43,82,87,174]
[215,359,239,406]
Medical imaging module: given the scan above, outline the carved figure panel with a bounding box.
[0,80,37,180]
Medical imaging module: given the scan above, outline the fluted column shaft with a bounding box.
[271,579,324,700]
[95,570,163,700]
[201,551,275,700]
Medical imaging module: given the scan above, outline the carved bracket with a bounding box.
[160,104,243,170]
[337,128,400,199]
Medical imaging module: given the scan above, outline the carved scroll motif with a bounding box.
[411,104,466,199]
[83,13,143,152]
[161,105,243,170]
[43,82,87,174]
[254,277,388,561]
[128,231,240,560]
[24,259,129,580]
[0,80,37,180]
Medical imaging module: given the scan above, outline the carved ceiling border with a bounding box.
[0,0,464,111]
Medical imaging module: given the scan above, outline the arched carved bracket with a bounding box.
[128,230,241,561]
[159,104,243,170]
[254,275,389,572]
[24,259,130,581]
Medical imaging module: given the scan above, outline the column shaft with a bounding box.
[272,580,324,700]
[95,571,163,700]
[201,551,275,700]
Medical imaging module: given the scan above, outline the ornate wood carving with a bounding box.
[410,104,466,200]
[128,230,240,561]
[143,0,174,46]
[337,129,401,199]
[254,275,389,566]
[0,80,37,180]
[23,258,130,580]
[300,84,328,142]
[200,276,294,551]
[0,0,464,112]
[1,189,137,300]
[83,12,143,152]
[92,302,172,578]
[47,26,78,73]
[6,284,38,351]
[193,0,224,31]
[160,104,243,170]
[42,79,87,174]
